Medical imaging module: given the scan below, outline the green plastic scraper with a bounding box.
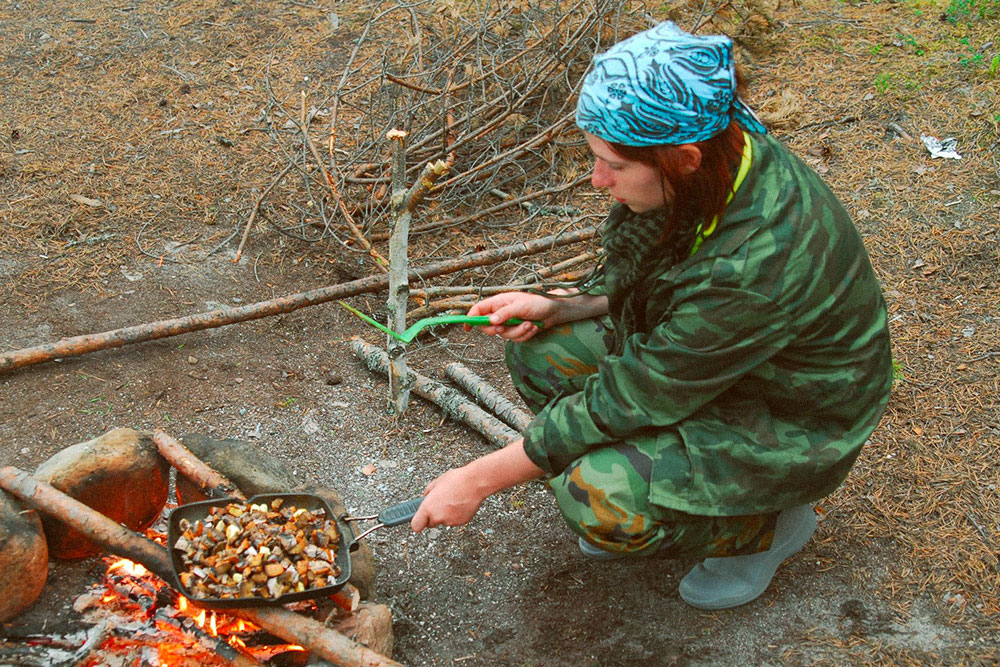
[338,301,542,343]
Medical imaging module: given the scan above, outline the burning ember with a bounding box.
[72,554,308,665]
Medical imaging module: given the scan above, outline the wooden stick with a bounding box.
[68,620,111,667]
[387,129,412,416]
[151,605,263,667]
[0,467,178,581]
[350,339,518,448]
[233,161,297,264]
[406,296,477,320]
[0,467,400,667]
[444,362,533,432]
[0,226,598,373]
[537,250,598,278]
[407,270,591,301]
[231,606,398,667]
[152,431,246,501]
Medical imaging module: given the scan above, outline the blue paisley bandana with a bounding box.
[576,22,767,146]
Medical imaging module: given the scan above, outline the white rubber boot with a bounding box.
[678,505,817,610]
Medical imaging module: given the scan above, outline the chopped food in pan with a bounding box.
[173,497,342,600]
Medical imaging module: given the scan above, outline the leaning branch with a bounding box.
[152,431,245,500]
[233,161,297,264]
[0,226,598,373]
[297,91,389,272]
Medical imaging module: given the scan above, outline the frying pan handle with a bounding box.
[378,496,424,527]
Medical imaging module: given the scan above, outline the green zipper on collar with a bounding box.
[689,130,754,257]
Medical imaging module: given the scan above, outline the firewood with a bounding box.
[536,250,599,278]
[173,433,300,504]
[0,467,400,667]
[0,226,597,373]
[152,430,246,501]
[444,362,533,432]
[406,269,591,303]
[405,296,478,320]
[350,339,518,448]
[0,467,178,583]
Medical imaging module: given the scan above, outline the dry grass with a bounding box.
[2,0,998,657]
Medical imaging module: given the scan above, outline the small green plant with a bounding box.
[959,52,985,66]
[989,53,1000,76]
[896,32,925,56]
[945,0,1000,23]
[958,36,986,67]
[79,395,112,415]
[892,359,905,385]
[875,72,893,93]
[869,44,884,55]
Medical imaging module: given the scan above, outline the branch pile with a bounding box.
[249,0,642,265]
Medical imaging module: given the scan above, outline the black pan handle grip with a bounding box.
[378,496,424,527]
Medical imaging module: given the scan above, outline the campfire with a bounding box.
[71,551,311,666]
[0,429,397,667]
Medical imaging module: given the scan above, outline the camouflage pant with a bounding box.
[506,318,779,559]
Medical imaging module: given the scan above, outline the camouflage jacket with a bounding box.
[521,132,893,516]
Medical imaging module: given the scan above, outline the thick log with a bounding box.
[0,467,400,667]
[172,433,300,503]
[444,362,533,432]
[144,600,262,667]
[0,226,598,373]
[152,430,245,501]
[351,339,519,448]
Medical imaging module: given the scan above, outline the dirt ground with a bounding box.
[2,0,998,665]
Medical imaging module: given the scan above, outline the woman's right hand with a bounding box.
[466,292,560,342]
